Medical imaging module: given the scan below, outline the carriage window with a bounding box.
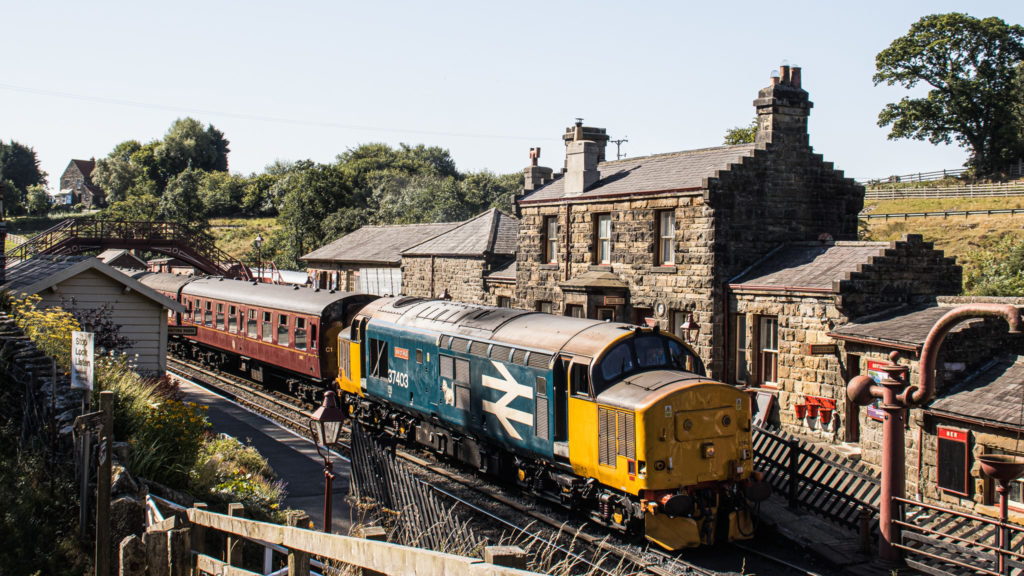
[228,306,237,333]
[204,301,213,327]
[310,323,317,349]
[262,311,272,342]
[247,310,257,338]
[369,338,389,379]
[193,299,201,323]
[295,317,307,351]
[216,304,225,330]
[278,315,290,346]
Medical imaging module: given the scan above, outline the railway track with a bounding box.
[167,357,823,576]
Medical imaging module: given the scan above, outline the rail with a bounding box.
[894,496,1024,576]
[864,181,1024,201]
[752,426,880,531]
[861,208,1024,220]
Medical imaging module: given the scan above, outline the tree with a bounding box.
[155,118,230,177]
[197,171,245,218]
[102,194,161,222]
[25,184,49,215]
[0,141,46,211]
[160,168,209,234]
[91,140,145,203]
[723,119,757,145]
[874,13,1024,176]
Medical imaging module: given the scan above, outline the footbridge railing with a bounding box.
[4,218,251,279]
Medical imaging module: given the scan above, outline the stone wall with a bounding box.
[835,235,962,318]
[402,256,489,304]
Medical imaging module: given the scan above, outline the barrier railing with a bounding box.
[752,426,880,532]
[864,182,1024,201]
[861,208,1024,220]
[894,496,1024,576]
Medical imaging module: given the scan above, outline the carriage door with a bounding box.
[553,357,570,458]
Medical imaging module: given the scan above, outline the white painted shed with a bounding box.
[1,255,185,375]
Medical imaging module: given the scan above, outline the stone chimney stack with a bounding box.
[562,119,609,165]
[523,147,554,193]
[754,63,813,148]
[564,140,600,195]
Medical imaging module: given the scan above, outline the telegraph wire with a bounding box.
[0,82,546,142]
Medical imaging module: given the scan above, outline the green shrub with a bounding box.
[190,435,286,521]
[130,399,210,489]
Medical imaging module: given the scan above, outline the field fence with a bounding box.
[864,181,1024,201]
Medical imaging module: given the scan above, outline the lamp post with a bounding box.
[309,390,345,532]
[253,233,264,283]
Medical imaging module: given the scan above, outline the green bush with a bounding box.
[130,398,210,489]
[190,435,286,521]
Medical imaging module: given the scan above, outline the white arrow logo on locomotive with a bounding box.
[481,361,533,440]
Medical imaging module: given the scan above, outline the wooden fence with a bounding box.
[859,168,969,186]
[752,426,880,533]
[861,208,1024,221]
[864,181,1024,201]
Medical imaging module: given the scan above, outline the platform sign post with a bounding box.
[70,331,94,391]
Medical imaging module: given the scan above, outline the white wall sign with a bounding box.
[71,331,94,390]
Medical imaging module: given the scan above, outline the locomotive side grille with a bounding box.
[440,335,453,349]
[454,357,470,384]
[535,395,549,440]
[456,384,470,410]
[598,407,615,466]
[490,345,512,362]
[621,411,636,460]
[469,341,489,357]
[339,342,350,380]
[439,354,454,380]
[451,337,470,353]
[511,349,528,365]
[527,352,552,370]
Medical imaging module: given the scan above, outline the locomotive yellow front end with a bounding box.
[595,370,767,550]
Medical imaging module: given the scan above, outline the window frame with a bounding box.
[543,215,558,264]
[756,316,779,387]
[594,213,611,265]
[656,210,675,266]
[733,313,749,385]
[277,314,290,347]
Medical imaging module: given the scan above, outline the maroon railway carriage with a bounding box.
[137,273,376,388]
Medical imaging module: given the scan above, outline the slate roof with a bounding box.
[486,260,516,282]
[97,249,147,269]
[1,255,184,313]
[519,144,756,204]
[403,209,519,257]
[730,242,890,292]
[65,159,104,195]
[929,356,1024,429]
[829,305,976,350]
[300,222,460,265]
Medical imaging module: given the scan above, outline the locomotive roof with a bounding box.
[365,297,651,358]
[134,271,195,294]
[181,277,367,315]
[599,370,726,411]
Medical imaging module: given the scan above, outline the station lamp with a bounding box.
[309,390,345,532]
[253,233,264,283]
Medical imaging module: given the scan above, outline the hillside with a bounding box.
[861,196,1024,286]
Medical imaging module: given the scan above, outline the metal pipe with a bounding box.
[909,304,1022,405]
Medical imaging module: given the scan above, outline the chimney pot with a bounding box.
[770,69,780,85]
[780,64,791,85]
[790,66,802,89]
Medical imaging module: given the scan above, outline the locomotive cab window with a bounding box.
[228,306,237,333]
[570,362,592,397]
[369,338,389,379]
[247,310,257,338]
[278,315,290,346]
[262,312,272,342]
[295,317,307,351]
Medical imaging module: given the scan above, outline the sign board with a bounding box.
[71,331,94,390]
[168,325,198,336]
[804,343,837,355]
[937,427,969,495]
[865,360,887,421]
[603,296,625,306]
[73,411,104,435]
[394,347,409,360]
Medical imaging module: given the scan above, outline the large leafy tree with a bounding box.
[156,117,230,177]
[160,168,209,234]
[0,140,46,212]
[874,13,1024,176]
[91,140,145,203]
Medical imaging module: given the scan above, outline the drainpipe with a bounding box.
[847,303,1022,567]
[564,204,571,283]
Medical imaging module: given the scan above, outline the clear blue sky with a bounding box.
[2,1,1022,187]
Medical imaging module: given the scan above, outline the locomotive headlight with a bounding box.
[701,442,716,459]
[654,460,666,471]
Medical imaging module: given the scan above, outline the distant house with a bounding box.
[60,159,105,208]
[400,208,519,305]
[97,249,148,270]
[301,222,460,294]
[0,255,184,374]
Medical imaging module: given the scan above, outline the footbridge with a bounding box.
[4,218,252,279]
